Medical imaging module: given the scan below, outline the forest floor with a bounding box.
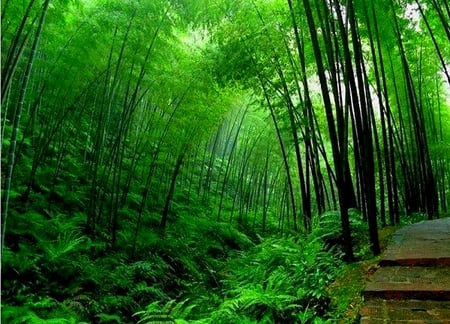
[327,225,398,322]
[360,217,450,323]
[4,212,448,323]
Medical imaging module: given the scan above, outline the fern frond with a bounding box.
[134,299,196,324]
[95,313,122,323]
[1,304,81,324]
[43,231,86,261]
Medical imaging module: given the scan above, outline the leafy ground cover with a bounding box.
[1,206,401,323]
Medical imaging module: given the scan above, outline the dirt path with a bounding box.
[360,217,450,323]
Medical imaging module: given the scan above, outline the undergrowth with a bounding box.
[2,206,375,323]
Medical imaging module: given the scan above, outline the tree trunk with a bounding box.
[2,0,51,253]
[301,0,354,260]
[160,150,185,229]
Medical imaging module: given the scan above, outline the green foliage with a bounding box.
[210,234,342,322]
[2,203,355,323]
[3,0,449,323]
[134,300,198,324]
[43,231,86,261]
[135,232,343,323]
[1,300,83,324]
[313,209,371,259]
[95,313,123,324]
[2,244,40,275]
[400,212,429,225]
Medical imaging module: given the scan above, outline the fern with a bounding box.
[2,303,84,324]
[43,231,86,261]
[130,282,167,303]
[134,299,197,324]
[214,234,343,323]
[2,244,41,274]
[45,212,86,234]
[7,211,48,236]
[95,313,122,323]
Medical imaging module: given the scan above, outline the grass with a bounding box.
[327,225,399,323]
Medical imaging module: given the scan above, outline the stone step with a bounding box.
[360,218,450,323]
[379,218,450,267]
[364,266,450,301]
[360,299,450,323]
[379,257,450,267]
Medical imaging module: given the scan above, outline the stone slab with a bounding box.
[360,299,450,323]
[364,266,450,300]
[360,218,450,323]
[380,218,450,267]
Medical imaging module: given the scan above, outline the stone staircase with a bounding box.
[360,218,450,323]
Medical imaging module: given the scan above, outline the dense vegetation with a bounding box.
[2,0,449,322]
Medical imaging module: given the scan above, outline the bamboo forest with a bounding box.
[1,0,450,323]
